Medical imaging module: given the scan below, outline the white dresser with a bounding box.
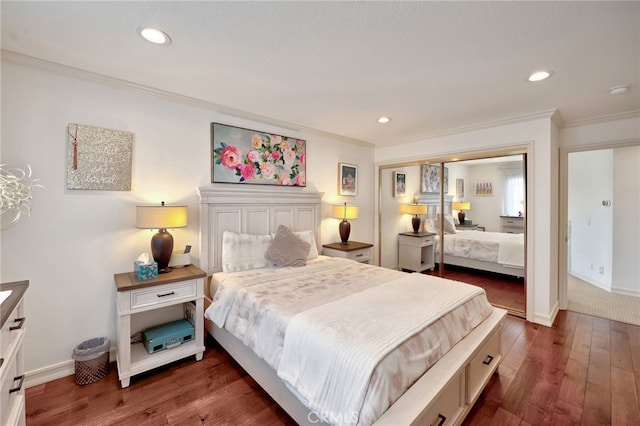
[500,216,525,234]
[1,280,28,426]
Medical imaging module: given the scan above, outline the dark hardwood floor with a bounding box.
[427,264,526,316]
[26,310,640,425]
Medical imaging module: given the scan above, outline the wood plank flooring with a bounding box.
[427,264,526,316]
[25,310,640,425]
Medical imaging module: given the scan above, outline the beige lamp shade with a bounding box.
[452,202,471,211]
[401,204,428,215]
[136,204,188,229]
[331,204,359,220]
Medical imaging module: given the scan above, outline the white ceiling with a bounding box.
[2,1,638,147]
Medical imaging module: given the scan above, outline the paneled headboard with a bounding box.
[198,186,323,275]
[416,194,454,219]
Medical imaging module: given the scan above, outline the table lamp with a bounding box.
[402,203,428,233]
[452,201,471,225]
[331,202,358,244]
[136,201,187,273]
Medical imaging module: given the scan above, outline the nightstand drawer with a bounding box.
[399,234,434,247]
[343,248,371,262]
[130,280,197,310]
[322,241,374,264]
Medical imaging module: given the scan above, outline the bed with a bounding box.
[199,186,507,425]
[420,197,525,278]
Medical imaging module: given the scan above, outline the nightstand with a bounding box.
[114,264,206,388]
[398,232,436,272]
[455,224,479,231]
[322,241,373,264]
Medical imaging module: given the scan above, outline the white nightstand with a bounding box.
[114,264,206,388]
[398,232,436,272]
[322,241,373,264]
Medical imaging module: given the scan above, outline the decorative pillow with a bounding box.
[221,231,273,272]
[265,225,311,267]
[270,229,318,259]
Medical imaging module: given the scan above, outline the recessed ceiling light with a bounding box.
[609,84,630,95]
[377,117,391,124]
[528,70,553,82]
[138,27,171,45]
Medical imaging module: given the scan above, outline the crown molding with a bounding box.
[562,110,640,128]
[391,109,561,146]
[1,49,373,148]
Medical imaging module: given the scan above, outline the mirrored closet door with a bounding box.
[379,154,527,317]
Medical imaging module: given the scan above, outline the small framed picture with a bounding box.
[456,178,464,198]
[475,181,493,195]
[393,171,406,197]
[338,163,357,196]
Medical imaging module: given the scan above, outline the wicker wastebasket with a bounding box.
[72,337,110,385]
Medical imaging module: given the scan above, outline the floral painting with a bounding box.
[211,123,306,186]
[420,164,448,194]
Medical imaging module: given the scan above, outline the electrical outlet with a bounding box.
[599,266,604,274]
[590,262,595,271]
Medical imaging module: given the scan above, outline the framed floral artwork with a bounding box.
[420,164,448,194]
[339,162,357,196]
[211,123,306,186]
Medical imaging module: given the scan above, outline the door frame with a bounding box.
[558,138,640,309]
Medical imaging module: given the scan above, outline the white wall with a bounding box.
[612,146,639,296]
[375,116,558,326]
[0,59,375,377]
[568,149,614,290]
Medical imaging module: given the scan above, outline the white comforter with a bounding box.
[205,256,492,425]
[278,272,487,425]
[441,230,524,267]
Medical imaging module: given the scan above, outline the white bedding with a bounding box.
[205,256,493,425]
[441,230,524,268]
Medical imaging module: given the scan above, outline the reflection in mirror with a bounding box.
[379,154,526,317]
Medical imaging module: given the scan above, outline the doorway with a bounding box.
[562,144,640,325]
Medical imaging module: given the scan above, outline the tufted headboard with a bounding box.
[198,186,323,275]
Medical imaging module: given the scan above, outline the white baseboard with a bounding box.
[532,301,559,327]
[25,348,116,388]
[611,286,640,298]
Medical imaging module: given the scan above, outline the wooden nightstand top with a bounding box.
[398,231,436,238]
[114,264,206,292]
[322,241,373,252]
[455,224,478,230]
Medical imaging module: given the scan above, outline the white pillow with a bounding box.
[295,230,319,259]
[270,229,319,260]
[221,231,273,272]
[435,215,457,234]
[424,218,437,234]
